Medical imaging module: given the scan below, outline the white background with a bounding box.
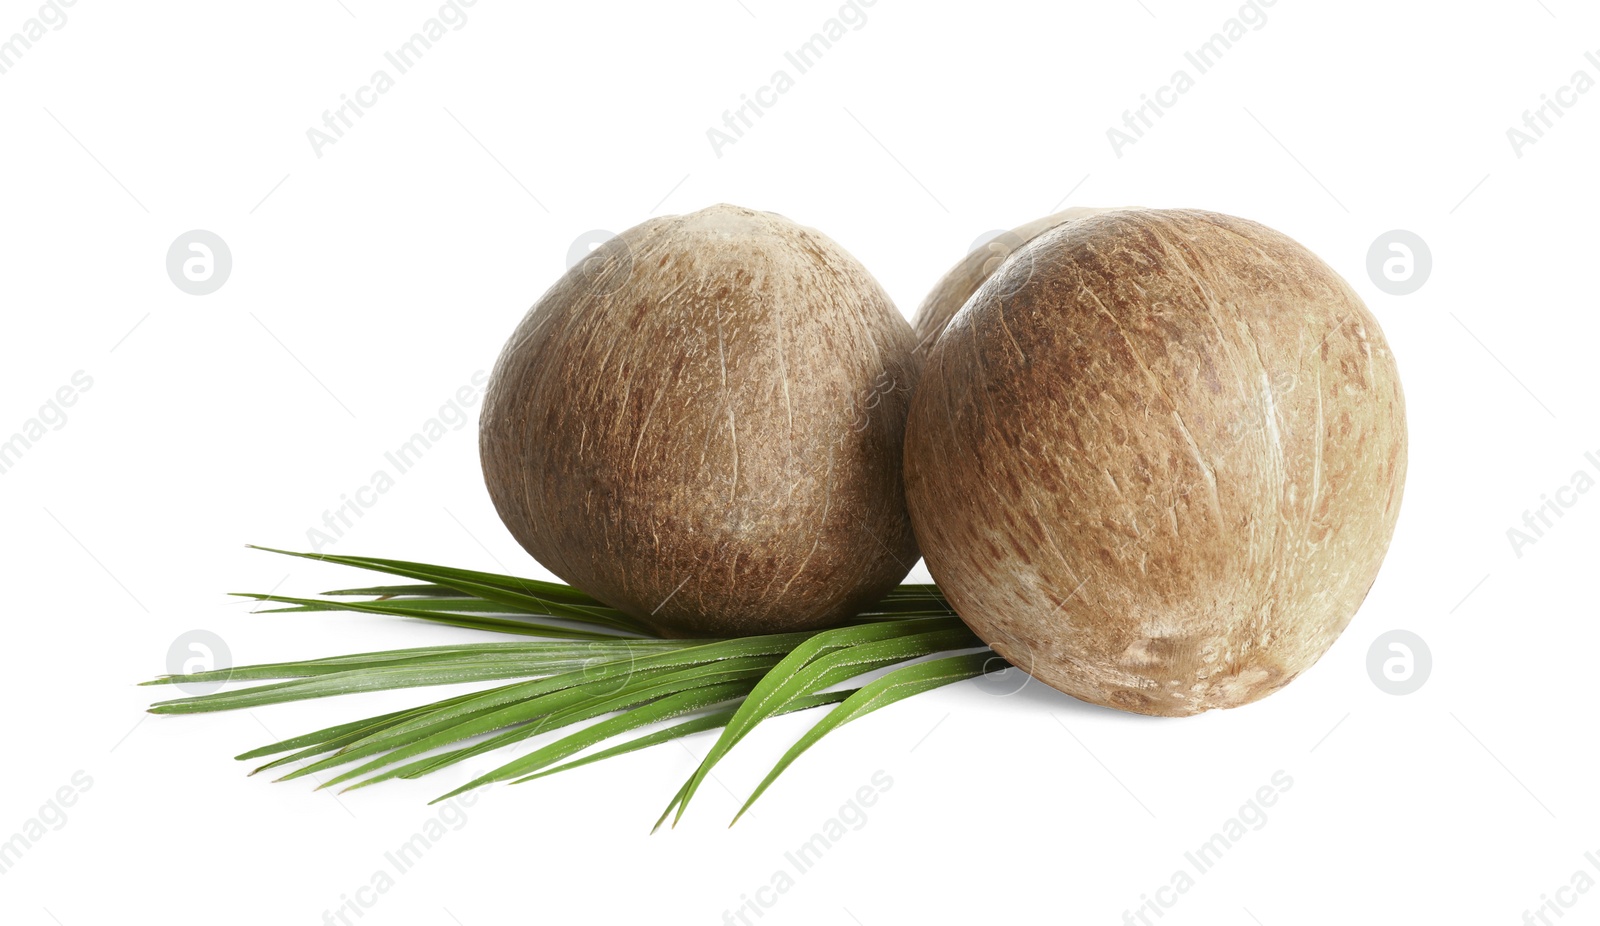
[2,1,1596,923]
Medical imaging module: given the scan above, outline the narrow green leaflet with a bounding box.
[234,591,641,639]
[664,619,979,827]
[254,547,606,604]
[425,680,763,800]
[516,689,856,785]
[259,597,590,615]
[321,584,474,598]
[248,547,633,628]
[318,655,785,791]
[150,659,615,714]
[148,640,688,687]
[238,686,528,774]
[731,652,993,824]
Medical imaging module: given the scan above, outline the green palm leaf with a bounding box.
[145,548,1004,828]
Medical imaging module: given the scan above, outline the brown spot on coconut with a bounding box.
[903,208,1406,716]
[481,204,921,637]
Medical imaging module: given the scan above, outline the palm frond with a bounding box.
[147,547,999,826]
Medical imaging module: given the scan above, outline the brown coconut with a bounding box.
[903,208,1406,716]
[481,204,920,637]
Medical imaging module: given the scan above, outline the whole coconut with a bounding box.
[482,204,920,637]
[904,208,1406,716]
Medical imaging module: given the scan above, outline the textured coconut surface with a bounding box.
[904,208,1407,716]
[911,206,1119,358]
[481,204,921,637]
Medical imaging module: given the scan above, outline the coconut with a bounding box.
[481,204,920,637]
[903,208,1407,716]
